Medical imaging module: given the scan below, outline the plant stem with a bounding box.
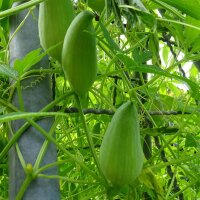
[75,94,109,187]
[26,118,100,182]
[0,0,45,19]
[16,175,32,200]
[0,92,73,160]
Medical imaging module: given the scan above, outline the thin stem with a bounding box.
[15,143,26,169]
[33,124,55,170]
[5,7,32,63]
[36,160,72,174]
[0,0,45,19]
[33,98,70,171]
[75,94,109,187]
[148,152,200,170]
[0,92,73,160]
[16,80,25,111]
[2,96,98,181]
[156,17,200,31]
[26,118,100,181]
[37,174,98,184]
[166,167,178,199]
[168,180,198,200]
[90,87,116,111]
[16,175,32,200]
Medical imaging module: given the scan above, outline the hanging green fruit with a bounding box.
[38,0,75,62]
[99,101,144,187]
[62,11,97,97]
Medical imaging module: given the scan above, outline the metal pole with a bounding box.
[9,3,60,199]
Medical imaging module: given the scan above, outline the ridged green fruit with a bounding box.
[38,0,75,62]
[99,101,143,187]
[87,0,105,13]
[62,11,97,96]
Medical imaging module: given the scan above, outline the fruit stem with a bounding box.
[75,94,109,187]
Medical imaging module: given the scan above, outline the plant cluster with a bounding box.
[0,0,200,199]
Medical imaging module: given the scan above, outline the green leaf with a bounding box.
[138,11,156,27]
[176,101,199,114]
[133,49,152,64]
[118,52,137,66]
[92,122,101,145]
[184,17,200,51]
[139,168,164,200]
[13,48,45,76]
[87,0,105,13]
[128,0,148,12]
[116,53,200,100]
[148,32,160,64]
[191,37,200,53]
[160,0,200,20]
[161,45,170,66]
[106,0,112,17]
[145,94,174,111]
[99,21,120,52]
[1,0,11,10]
[185,134,198,148]
[150,0,184,19]
[0,64,18,79]
[0,26,7,48]
[164,22,184,46]
[0,106,6,114]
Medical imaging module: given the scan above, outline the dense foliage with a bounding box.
[0,0,200,199]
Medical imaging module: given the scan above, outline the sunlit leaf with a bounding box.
[13,48,45,76]
[0,64,18,79]
[159,0,200,20]
[117,53,200,100]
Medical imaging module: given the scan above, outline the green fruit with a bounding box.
[87,0,105,13]
[99,101,143,187]
[62,11,97,96]
[38,0,75,62]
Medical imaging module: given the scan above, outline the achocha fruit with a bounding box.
[99,101,144,187]
[39,0,75,62]
[62,11,97,97]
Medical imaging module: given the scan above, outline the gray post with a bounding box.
[9,3,60,200]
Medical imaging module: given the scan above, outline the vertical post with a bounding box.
[9,3,60,200]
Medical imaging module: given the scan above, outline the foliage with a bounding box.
[0,0,200,199]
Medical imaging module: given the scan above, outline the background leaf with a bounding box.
[0,64,18,79]
[159,0,200,20]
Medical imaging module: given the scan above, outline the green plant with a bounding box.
[62,10,97,97]
[87,0,105,13]
[99,101,144,187]
[1,0,200,198]
[38,0,75,62]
